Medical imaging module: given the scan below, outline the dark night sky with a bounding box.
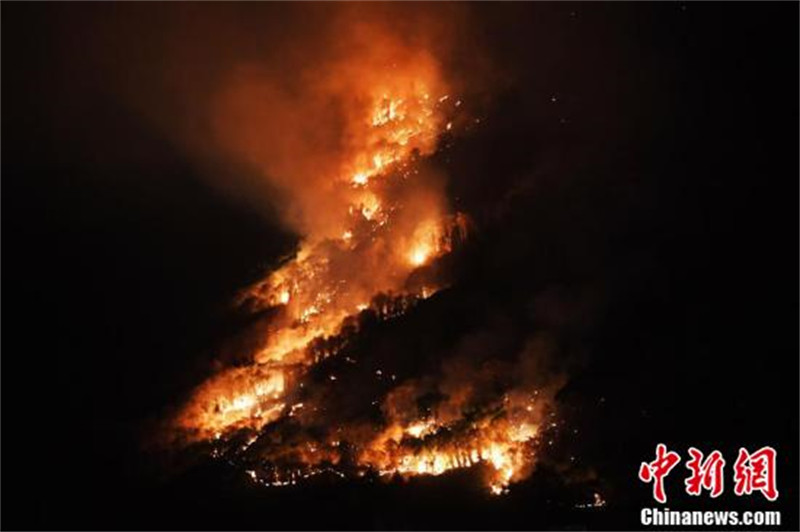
[2,2,798,530]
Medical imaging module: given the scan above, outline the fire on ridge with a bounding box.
[170,24,557,496]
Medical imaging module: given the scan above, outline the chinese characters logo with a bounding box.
[638,444,778,503]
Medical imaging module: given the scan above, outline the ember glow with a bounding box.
[360,393,544,496]
[171,20,557,496]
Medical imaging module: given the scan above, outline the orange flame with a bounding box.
[170,20,551,496]
[175,34,465,442]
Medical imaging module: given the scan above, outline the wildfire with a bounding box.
[367,424,540,496]
[176,365,289,438]
[176,41,465,434]
[218,389,550,495]
[171,22,554,497]
[352,388,547,495]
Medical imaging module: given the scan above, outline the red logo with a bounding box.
[639,443,682,503]
[638,444,778,503]
[733,446,779,501]
[685,447,725,498]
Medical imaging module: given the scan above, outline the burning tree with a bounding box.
[169,14,561,496]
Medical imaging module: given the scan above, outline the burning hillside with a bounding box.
[168,13,561,496]
[6,2,796,530]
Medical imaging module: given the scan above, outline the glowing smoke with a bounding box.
[164,6,562,496]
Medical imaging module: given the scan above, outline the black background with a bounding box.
[2,2,798,530]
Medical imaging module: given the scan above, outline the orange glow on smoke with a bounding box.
[175,30,463,440]
[171,19,552,496]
